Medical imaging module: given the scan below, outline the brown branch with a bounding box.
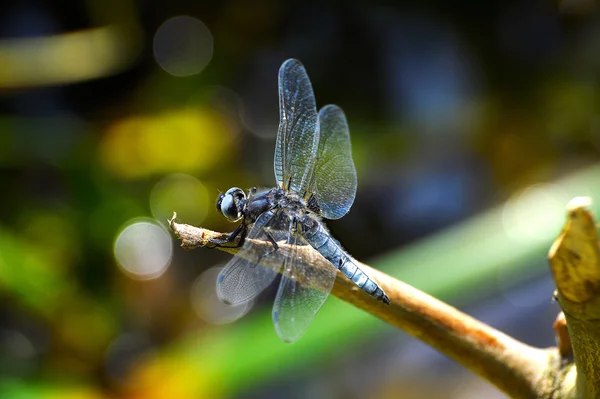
[549,197,600,399]
[169,212,570,399]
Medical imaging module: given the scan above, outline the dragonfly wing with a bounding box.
[309,104,357,219]
[272,229,337,343]
[274,59,320,195]
[217,211,288,305]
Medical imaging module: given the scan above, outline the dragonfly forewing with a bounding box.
[274,59,320,195]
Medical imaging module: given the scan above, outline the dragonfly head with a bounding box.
[216,187,246,222]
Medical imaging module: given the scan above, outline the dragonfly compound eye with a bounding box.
[218,187,246,222]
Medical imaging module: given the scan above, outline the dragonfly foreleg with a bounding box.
[207,223,246,248]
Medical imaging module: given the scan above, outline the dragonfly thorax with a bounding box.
[239,187,312,226]
[270,188,308,214]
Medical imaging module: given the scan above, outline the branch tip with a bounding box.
[548,196,600,398]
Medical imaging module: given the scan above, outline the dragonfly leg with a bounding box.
[207,223,246,248]
[264,232,279,255]
[253,231,280,268]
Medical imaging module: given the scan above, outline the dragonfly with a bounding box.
[212,58,390,343]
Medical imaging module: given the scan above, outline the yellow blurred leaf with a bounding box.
[99,108,234,179]
[125,354,222,399]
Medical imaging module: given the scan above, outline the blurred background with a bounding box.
[0,0,599,398]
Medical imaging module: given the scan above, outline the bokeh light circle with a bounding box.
[0,329,35,360]
[0,329,37,376]
[190,266,253,325]
[150,173,209,227]
[153,15,213,77]
[114,220,173,280]
[502,183,568,243]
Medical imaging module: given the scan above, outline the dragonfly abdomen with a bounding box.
[304,221,390,304]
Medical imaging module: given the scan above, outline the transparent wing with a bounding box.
[274,59,320,195]
[217,211,288,305]
[272,229,336,343]
[309,104,357,219]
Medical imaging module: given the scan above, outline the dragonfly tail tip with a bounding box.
[382,294,390,305]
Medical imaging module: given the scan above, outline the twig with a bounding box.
[553,311,573,359]
[169,213,559,399]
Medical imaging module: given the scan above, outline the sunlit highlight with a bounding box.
[566,196,592,211]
